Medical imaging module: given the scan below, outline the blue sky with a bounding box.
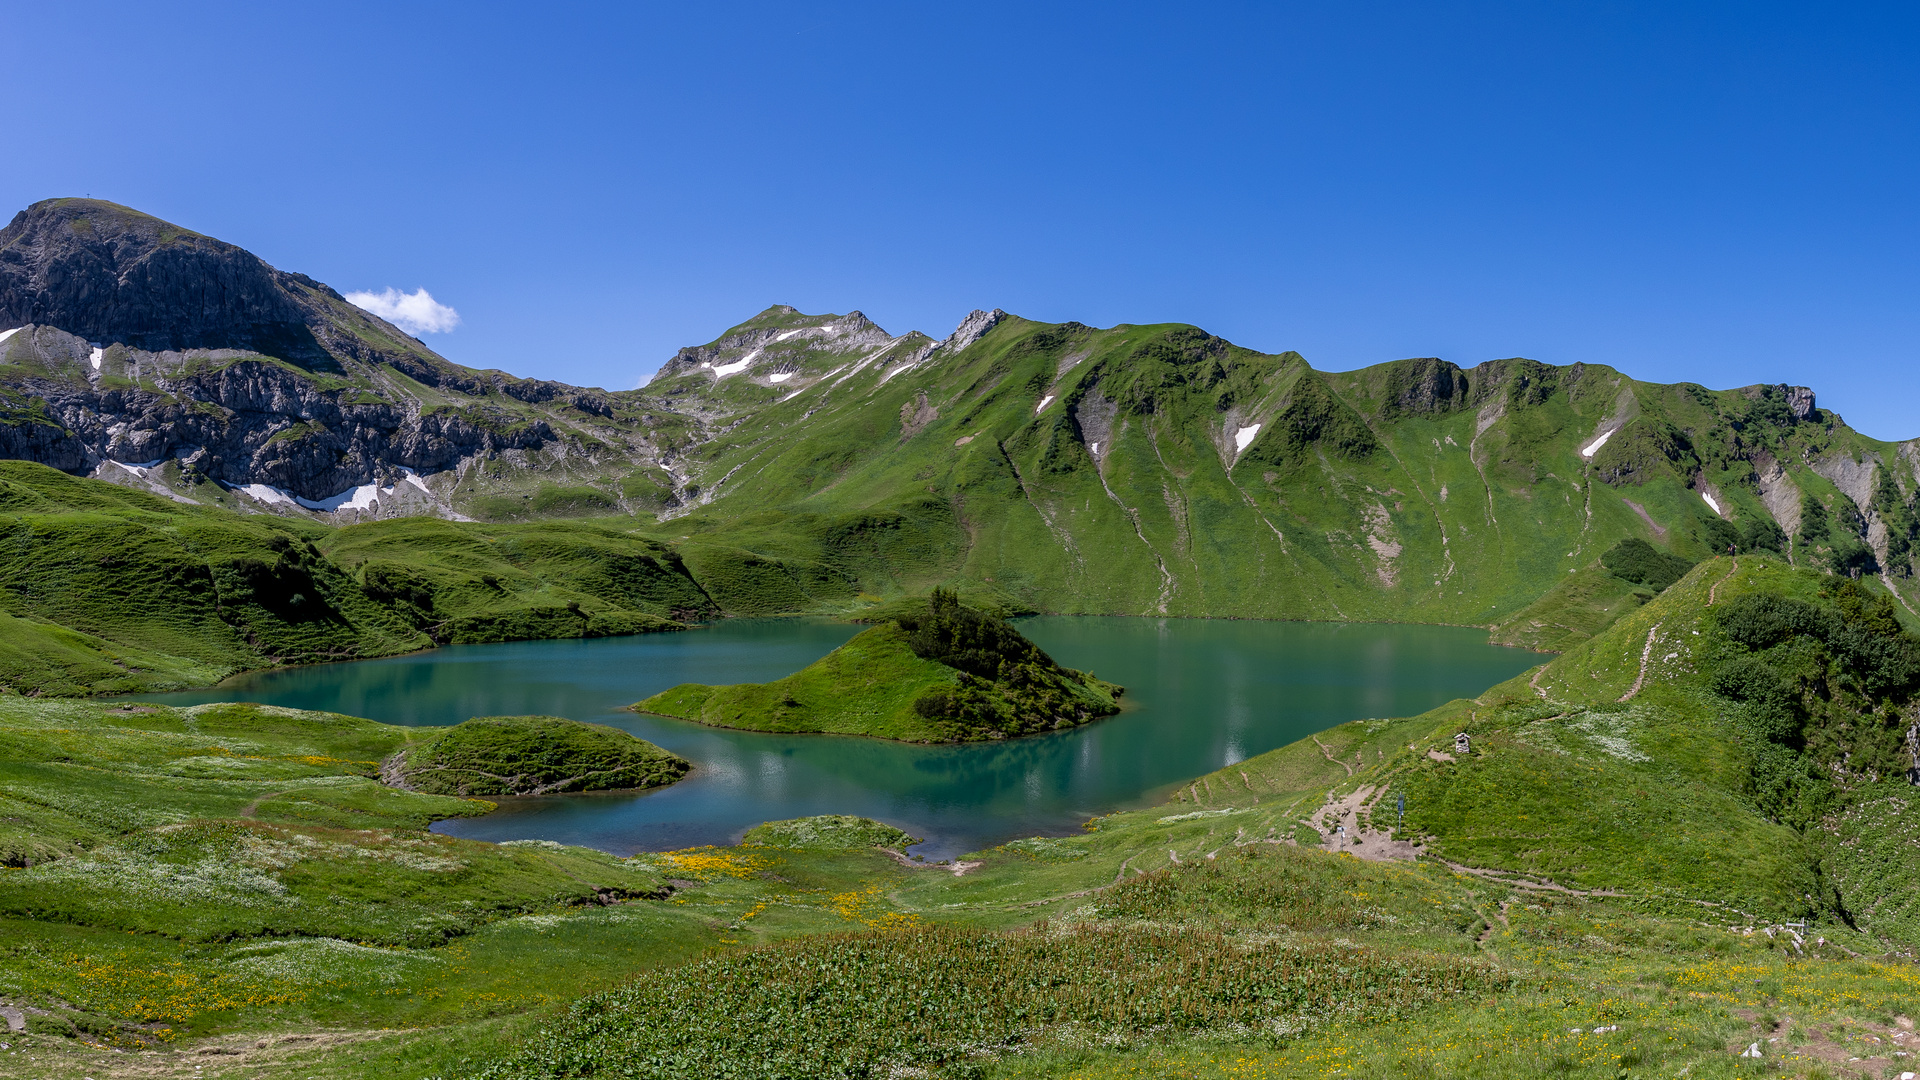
[5,1,1919,439]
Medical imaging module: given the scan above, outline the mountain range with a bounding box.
[3,196,1917,651]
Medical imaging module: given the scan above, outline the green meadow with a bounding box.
[0,549,1917,1079]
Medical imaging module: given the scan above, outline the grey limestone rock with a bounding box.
[936,308,1005,356]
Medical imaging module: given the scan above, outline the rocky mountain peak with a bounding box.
[937,309,1005,355]
[0,198,328,359]
[1786,385,1816,421]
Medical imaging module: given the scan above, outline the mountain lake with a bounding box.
[135,617,1543,860]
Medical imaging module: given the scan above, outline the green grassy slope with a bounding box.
[637,592,1121,742]
[1146,555,1920,939]
[646,311,1920,631]
[11,308,1918,694]
[1488,561,1654,650]
[0,462,698,694]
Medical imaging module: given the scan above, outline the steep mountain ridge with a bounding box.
[656,312,1920,627]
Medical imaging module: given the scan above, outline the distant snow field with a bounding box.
[768,372,794,383]
[1235,424,1261,453]
[0,327,23,344]
[1702,491,1721,515]
[231,470,429,512]
[237,483,296,507]
[1579,429,1615,457]
[1035,395,1054,414]
[711,349,760,378]
[90,346,104,370]
[299,483,383,513]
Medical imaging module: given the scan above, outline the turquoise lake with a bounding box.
[138,618,1541,859]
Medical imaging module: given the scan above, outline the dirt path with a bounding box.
[1435,857,1624,897]
[1708,556,1738,605]
[1618,622,1663,702]
[238,789,300,818]
[18,1027,410,1079]
[1311,735,1355,776]
[1529,666,1550,699]
[878,848,981,877]
[1309,785,1422,862]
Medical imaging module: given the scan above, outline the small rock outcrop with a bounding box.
[936,309,1005,355]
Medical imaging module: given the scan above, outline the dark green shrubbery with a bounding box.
[1708,580,1920,827]
[897,587,1051,679]
[1703,517,1739,555]
[359,560,435,610]
[1799,492,1877,577]
[1601,538,1696,592]
[1741,515,1787,555]
[1704,514,1786,557]
[1717,594,1829,651]
[901,589,1120,740]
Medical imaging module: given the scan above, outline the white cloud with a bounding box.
[344,287,461,335]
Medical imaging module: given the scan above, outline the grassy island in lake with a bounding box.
[382,715,690,796]
[636,590,1121,742]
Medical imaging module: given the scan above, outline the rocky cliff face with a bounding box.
[0,199,323,359]
[0,199,692,519]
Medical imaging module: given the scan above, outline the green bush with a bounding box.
[1716,593,1828,650]
[1600,538,1696,591]
[1740,515,1787,554]
[1710,656,1802,745]
[360,560,435,610]
[898,589,1121,739]
[1702,516,1739,555]
[897,587,1053,679]
[24,1013,75,1037]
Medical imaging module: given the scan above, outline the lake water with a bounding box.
[137,618,1539,859]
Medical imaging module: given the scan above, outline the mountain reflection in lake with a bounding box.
[136,616,1539,860]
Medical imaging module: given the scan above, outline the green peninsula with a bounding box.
[637,590,1122,742]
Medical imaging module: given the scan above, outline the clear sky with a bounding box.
[4,2,1918,439]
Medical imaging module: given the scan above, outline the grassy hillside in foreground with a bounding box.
[386,715,689,796]
[638,591,1121,742]
[7,563,1920,1076]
